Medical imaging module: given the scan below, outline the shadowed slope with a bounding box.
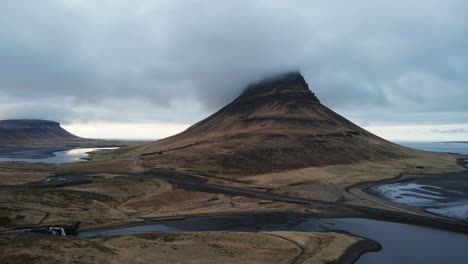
[0,119,79,145]
[139,72,413,176]
[0,119,147,148]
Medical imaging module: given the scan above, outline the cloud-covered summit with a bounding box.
[1,0,467,129]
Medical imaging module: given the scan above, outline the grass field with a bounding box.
[0,231,364,264]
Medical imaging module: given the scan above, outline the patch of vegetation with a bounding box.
[326,154,463,184]
[134,232,179,242]
[91,146,141,161]
[1,188,113,208]
[0,235,33,248]
[0,255,39,264]
[93,244,116,254]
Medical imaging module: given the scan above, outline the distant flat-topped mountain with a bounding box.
[0,119,137,148]
[138,72,414,176]
[0,119,79,146]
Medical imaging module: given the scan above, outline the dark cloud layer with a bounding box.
[1,0,467,126]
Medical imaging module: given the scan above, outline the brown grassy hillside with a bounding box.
[138,72,416,176]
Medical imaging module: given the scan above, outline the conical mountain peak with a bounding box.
[240,72,319,103]
[140,73,408,176]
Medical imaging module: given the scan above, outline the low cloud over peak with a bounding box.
[1,1,467,133]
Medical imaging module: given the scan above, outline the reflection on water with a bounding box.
[0,147,117,164]
[309,218,468,264]
[78,215,468,264]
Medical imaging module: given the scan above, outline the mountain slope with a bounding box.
[0,119,79,146]
[139,72,414,176]
[0,119,149,148]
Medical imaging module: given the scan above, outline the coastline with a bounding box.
[331,238,382,264]
[0,146,73,159]
[345,158,468,233]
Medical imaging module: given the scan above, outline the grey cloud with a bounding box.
[0,100,81,124]
[0,0,467,125]
[433,128,468,134]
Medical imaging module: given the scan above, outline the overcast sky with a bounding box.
[1,0,467,141]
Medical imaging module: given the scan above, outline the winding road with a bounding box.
[131,170,468,234]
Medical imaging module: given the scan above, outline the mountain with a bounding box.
[0,119,149,149]
[139,72,413,176]
[0,119,80,146]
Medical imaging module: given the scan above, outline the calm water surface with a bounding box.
[0,147,117,163]
[78,215,468,264]
[396,141,468,155]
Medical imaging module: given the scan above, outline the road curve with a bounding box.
[130,170,468,234]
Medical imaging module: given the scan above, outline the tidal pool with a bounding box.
[370,181,468,220]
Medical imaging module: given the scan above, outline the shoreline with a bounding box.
[0,146,119,163]
[330,237,382,264]
[72,209,468,236]
[0,146,73,159]
[345,158,468,233]
[0,229,378,264]
[72,213,383,264]
[11,209,468,264]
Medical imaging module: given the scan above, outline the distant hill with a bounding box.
[0,119,140,147]
[0,119,79,146]
[138,72,415,176]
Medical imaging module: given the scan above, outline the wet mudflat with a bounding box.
[369,172,468,220]
[369,142,468,220]
[77,213,468,264]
